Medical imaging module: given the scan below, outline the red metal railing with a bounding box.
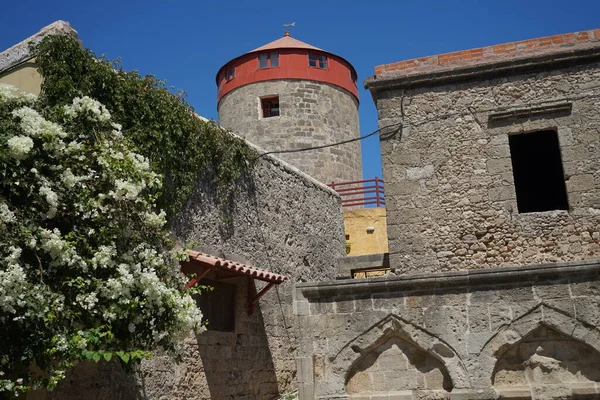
[328,178,385,208]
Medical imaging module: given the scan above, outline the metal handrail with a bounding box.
[328,177,385,208]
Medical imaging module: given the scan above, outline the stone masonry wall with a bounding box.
[294,260,600,400]
[218,79,362,185]
[372,61,600,274]
[42,147,346,400]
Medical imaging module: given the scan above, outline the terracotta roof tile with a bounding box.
[250,34,323,53]
[184,250,288,284]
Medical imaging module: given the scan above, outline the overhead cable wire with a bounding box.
[253,122,403,160]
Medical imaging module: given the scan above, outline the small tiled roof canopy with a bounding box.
[181,250,288,315]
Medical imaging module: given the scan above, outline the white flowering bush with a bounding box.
[0,84,204,395]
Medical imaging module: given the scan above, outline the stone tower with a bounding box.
[216,31,362,184]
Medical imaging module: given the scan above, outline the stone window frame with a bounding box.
[485,100,575,217]
[259,95,280,118]
[507,129,569,213]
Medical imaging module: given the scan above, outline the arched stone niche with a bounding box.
[346,333,452,396]
[325,314,468,397]
[493,324,600,387]
[478,303,600,399]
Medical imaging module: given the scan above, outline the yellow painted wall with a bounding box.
[344,207,388,256]
[0,59,42,95]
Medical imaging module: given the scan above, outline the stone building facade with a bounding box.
[293,29,600,399]
[218,79,362,184]
[367,29,600,274]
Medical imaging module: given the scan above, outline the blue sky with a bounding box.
[2,0,599,180]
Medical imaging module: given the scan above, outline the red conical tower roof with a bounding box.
[249,30,323,53]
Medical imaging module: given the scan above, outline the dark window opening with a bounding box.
[308,54,327,69]
[345,234,350,240]
[509,130,568,213]
[258,52,279,69]
[261,96,279,118]
[193,279,236,332]
[225,67,235,81]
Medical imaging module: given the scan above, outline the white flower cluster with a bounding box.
[1,84,205,393]
[7,135,34,160]
[76,292,98,311]
[144,210,167,228]
[39,228,86,270]
[63,96,111,122]
[60,168,91,189]
[127,152,151,171]
[0,255,27,314]
[0,203,16,225]
[12,106,67,139]
[90,245,117,270]
[0,83,36,103]
[110,179,146,201]
[95,245,204,340]
[39,185,59,218]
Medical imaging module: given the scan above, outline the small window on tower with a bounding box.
[258,53,279,69]
[261,96,280,118]
[259,54,268,69]
[308,54,328,69]
[509,130,569,213]
[225,67,235,81]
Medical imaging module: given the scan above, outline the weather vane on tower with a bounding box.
[283,22,295,36]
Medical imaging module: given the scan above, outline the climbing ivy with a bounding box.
[33,35,255,220]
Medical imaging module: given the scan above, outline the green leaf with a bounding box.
[91,353,101,362]
[103,352,112,362]
[118,352,130,363]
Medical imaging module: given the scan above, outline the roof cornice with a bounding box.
[365,29,600,95]
[0,20,78,74]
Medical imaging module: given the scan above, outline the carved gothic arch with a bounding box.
[329,313,469,390]
[477,302,600,385]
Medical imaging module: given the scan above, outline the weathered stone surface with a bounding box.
[47,148,345,399]
[370,57,600,274]
[218,80,362,185]
[294,262,600,400]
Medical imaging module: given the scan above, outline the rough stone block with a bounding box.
[487,158,513,174]
[533,281,570,300]
[467,332,493,355]
[373,292,403,310]
[388,392,414,400]
[295,300,310,316]
[406,165,435,180]
[355,296,373,312]
[496,386,532,399]
[566,174,595,192]
[335,299,356,314]
[570,381,598,395]
[488,185,515,201]
[468,306,490,333]
[489,304,512,330]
